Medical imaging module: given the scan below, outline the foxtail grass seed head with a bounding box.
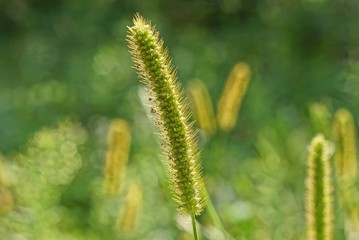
[217,62,251,132]
[306,134,333,240]
[127,14,206,216]
[104,119,131,196]
[332,108,357,184]
[119,181,143,232]
[187,79,217,135]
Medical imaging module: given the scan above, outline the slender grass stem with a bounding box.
[205,188,236,240]
[191,215,199,240]
[205,189,224,230]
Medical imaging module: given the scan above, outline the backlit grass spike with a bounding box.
[127,14,206,217]
[306,134,333,240]
[119,181,143,232]
[187,79,217,135]
[332,108,357,184]
[217,62,251,132]
[104,119,131,196]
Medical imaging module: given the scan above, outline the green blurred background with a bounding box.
[0,0,358,239]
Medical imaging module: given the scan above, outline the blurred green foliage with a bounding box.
[0,0,359,239]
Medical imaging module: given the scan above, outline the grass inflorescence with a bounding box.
[217,62,251,132]
[127,14,206,217]
[306,134,333,240]
[103,119,131,196]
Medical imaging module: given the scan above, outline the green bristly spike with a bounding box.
[306,134,333,240]
[127,14,206,217]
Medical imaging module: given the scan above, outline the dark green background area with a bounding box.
[0,0,358,239]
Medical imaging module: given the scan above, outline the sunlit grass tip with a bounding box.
[332,108,357,184]
[127,13,206,217]
[306,134,333,240]
[217,62,251,132]
[103,119,131,196]
[187,79,217,135]
[118,181,143,232]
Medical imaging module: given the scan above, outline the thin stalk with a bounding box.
[191,215,199,240]
[205,189,224,230]
[205,188,236,240]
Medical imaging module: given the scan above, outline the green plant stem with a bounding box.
[191,215,199,240]
[205,189,224,230]
[205,188,236,240]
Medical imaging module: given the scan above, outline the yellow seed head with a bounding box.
[332,108,357,184]
[104,119,131,196]
[306,134,333,240]
[187,79,217,135]
[119,181,143,232]
[127,14,206,216]
[217,62,251,131]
